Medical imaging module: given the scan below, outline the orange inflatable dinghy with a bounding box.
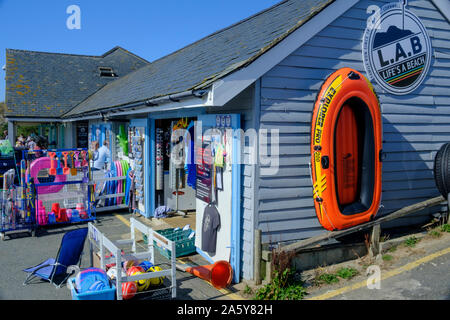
[310,68,382,231]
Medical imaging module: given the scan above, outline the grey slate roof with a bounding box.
[5,46,149,118]
[63,0,333,118]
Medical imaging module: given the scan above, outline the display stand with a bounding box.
[129,125,146,215]
[0,185,35,240]
[87,218,177,300]
[22,148,96,231]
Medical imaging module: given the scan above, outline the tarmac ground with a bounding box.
[0,210,243,300]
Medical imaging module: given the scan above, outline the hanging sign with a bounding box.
[76,122,89,148]
[195,143,212,203]
[362,1,432,95]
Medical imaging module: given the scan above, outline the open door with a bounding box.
[195,114,241,283]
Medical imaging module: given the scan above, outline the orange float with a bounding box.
[310,67,383,231]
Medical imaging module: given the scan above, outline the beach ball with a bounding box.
[121,281,137,300]
[148,266,165,286]
[127,266,150,292]
[138,260,153,272]
[126,266,144,276]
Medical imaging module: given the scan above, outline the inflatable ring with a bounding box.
[27,157,66,194]
[310,67,383,231]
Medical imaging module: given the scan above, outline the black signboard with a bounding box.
[76,121,89,148]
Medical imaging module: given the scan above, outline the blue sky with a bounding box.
[0,0,280,102]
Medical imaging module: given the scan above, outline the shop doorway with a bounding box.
[151,114,241,283]
[154,117,197,214]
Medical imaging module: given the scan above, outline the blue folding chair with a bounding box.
[23,228,88,288]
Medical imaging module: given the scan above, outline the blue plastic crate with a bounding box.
[69,278,116,300]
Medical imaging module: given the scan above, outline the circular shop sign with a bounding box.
[362,2,432,95]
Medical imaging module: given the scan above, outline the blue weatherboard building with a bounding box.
[4,0,450,283]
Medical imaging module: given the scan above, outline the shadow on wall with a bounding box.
[380,114,443,228]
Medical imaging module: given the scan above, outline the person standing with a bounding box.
[93,140,111,171]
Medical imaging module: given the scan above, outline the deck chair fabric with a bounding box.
[23,227,88,288]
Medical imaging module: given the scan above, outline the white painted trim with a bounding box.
[101,96,206,119]
[431,0,450,23]
[207,0,359,107]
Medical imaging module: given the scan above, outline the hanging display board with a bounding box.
[76,122,89,149]
[195,143,212,203]
[129,126,146,215]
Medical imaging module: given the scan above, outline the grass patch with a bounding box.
[382,254,393,261]
[316,273,339,285]
[388,245,397,253]
[404,236,420,248]
[243,285,253,295]
[314,267,358,286]
[441,224,450,233]
[254,268,306,300]
[428,229,442,238]
[336,267,359,280]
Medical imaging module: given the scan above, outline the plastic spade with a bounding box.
[74,151,81,167]
[81,150,88,167]
[82,165,89,183]
[48,152,57,175]
[62,151,70,175]
[70,151,77,175]
[56,152,63,175]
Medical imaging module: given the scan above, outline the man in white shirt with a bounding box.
[93,140,111,170]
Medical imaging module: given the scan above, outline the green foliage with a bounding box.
[336,267,358,279]
[382,254,393,261]
[243,285,253,295]
[428,229,442,238]
[314,267,359,286]
[404,236,420,247]
[388,245,397,253]
[0,102,7,135]
[316,273,339,285]
[254,268,306,300]
[441,224,450,233]
[17,125,39,138]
